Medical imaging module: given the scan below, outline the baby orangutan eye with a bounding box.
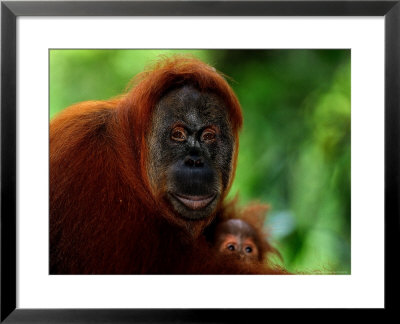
[227,244,235,251]
[171,127,187,142]
[201,128,216,143]
[245,246,253,253]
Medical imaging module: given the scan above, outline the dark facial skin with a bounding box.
[214,219,261,263]
[147,85,235,220]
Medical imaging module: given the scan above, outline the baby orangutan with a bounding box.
[212,203,280,265]
[214,219,262,263]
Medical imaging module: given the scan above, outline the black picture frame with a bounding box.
[1,0,398,322]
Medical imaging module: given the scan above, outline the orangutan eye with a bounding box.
[245,246,253,253]
[171,127,187,142]
[227,244,235,251]
[201,129,216,143]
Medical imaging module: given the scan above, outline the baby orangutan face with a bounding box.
[214,219,261,263]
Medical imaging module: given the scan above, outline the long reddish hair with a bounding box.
[50,55,262,273]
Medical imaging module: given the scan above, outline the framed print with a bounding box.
[1,0,399,322]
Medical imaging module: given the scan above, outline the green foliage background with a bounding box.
[50,49,351,274]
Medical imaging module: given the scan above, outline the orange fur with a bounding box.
[50,55,285,274]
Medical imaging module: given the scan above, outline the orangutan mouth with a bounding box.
[173,193,216,210]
